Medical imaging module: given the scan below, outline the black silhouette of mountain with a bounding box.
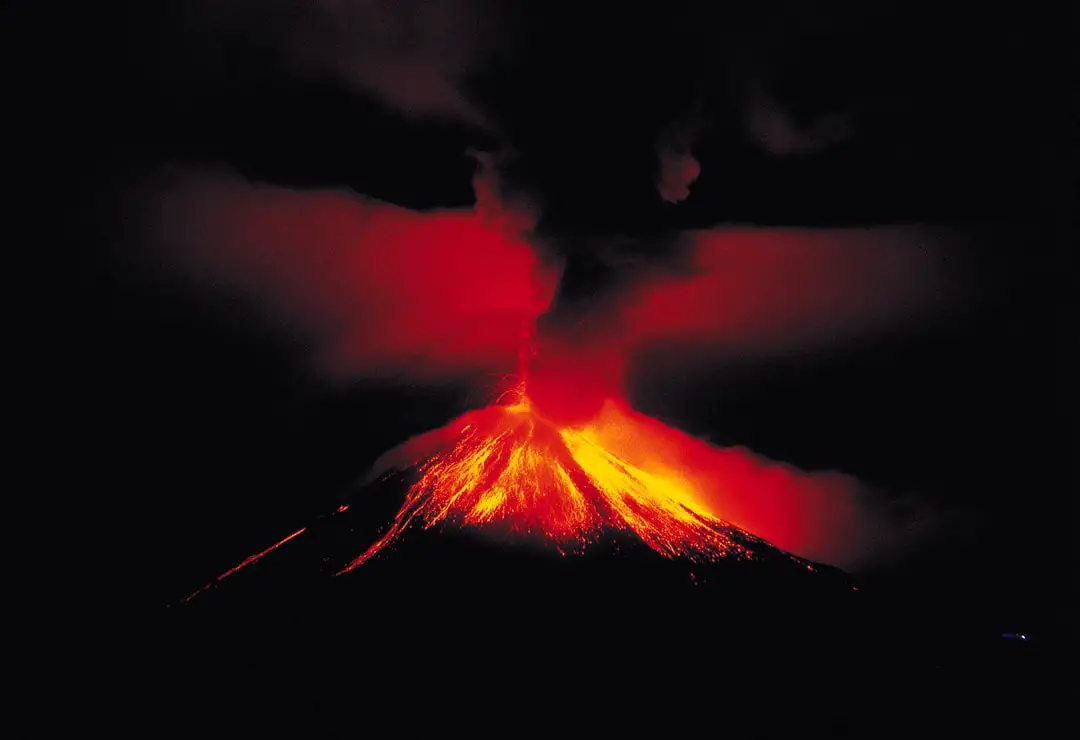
[160,468,861,696]
[15,469,1064,739]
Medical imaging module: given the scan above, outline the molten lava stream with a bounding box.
[338,387,762,573]
[182,385,803,603]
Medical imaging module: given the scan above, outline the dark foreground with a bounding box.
[9,516,1074,739]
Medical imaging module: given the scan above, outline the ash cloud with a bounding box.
[616,225,969,360]
[113,164,964,573]
[656,120,703,203]
[124,166,557,383]
[83,2,994,578]
[469,149,541,246]
[520,222,973,380]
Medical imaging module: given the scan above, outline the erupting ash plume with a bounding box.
[136,168,558,382]
[135,166,953,603]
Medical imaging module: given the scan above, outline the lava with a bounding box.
[339,386,759,573]
[182,384,786,602]
[182,526,307,603]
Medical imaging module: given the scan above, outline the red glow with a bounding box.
[185,382,887,596]
[140,170,558,382]
[143,170,953,594]
[657,147,701,203]
[137,171,962,383]
[340,388,767,573]
[523,333,625,428]
[354,380,917,571]
[619,226,958,359]
[182,526,308,602]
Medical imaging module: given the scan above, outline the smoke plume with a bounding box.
[119,165,959,571]
[128,167,557,382]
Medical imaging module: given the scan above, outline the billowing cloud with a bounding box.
[589,402,940,571]
[617,225,963,360]
[118,165,963,571]
[126,166,557,382]
[657,149,701,204]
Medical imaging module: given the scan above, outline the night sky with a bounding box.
[5,1,1074,735]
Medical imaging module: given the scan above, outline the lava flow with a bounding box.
[183,380,794,602]
[339,384,759,573]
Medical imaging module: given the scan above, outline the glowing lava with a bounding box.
[182,526,308,602]
[183,384,780,601]
[338,386,760,573]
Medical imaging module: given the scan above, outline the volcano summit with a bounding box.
[183,385,855,605]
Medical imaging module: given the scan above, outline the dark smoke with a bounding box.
[656,115,705,203]
[113,163,965,571]
[744,85,855,155]
[182,0,515,125]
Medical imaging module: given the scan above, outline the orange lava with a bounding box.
[183,380,872,603]
[339,386,759,573]
[182,526,308,602]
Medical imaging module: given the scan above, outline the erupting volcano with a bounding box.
[184,353,839,604]
[177,206,875,601]
[340,384,767,574]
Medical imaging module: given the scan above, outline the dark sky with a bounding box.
[5,2,1068,217]
[4,1,1074,718]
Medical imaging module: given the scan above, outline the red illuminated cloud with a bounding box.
[656,119,704,204]
[618,225,962,360]
[369,396,932,571]
[591,402,936,571]
[135,168,557,382]
[657,148,701,204]
[128,168,953,571]
[131,167,966,405]
[131,167,966,411]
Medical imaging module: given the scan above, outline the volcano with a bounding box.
[183,385,853,604]
[160,386,870,716]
